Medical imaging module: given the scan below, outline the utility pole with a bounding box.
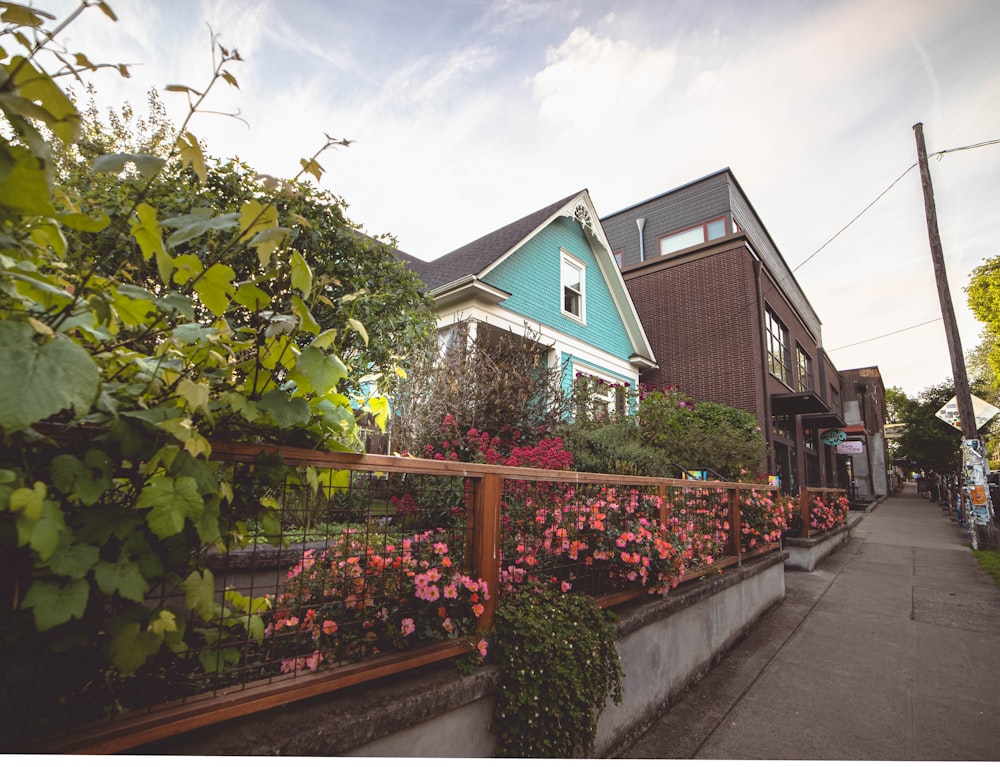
[912,122,977,440]
[914,122,994,547]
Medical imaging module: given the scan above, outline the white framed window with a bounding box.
[561,252,585,322]
[572,364,628,420]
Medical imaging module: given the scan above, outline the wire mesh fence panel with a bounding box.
[499,479,689,597]
[661,484,732,576]
[738,486,788,554]
[180,463,486,688]
[3,456,487,750]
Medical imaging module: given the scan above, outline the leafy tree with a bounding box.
[965,257,1000,464]
[966,254,1000,392]
[885,385,909,425]
[967,338,1000,463]
[55,90,436,410]
[0,0,419,704]
[889,382,962,474]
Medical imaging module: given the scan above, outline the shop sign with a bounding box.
[820,429,847,446]
[836,441,864,455]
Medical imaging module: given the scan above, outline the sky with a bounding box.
[37,0,1000,400]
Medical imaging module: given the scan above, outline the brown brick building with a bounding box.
[601,169,847,493]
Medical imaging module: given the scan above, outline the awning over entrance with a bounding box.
[834,423,868,435]
[802,411,847,429]
[770,391,833,417]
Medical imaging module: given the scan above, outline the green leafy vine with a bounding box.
[491,586,624,758]
[0,0,431,722]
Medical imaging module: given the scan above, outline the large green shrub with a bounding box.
[635,388,766,480]
[558,384,766,480]
[557,422,676,477]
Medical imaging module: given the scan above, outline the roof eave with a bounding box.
[430,276,511,309]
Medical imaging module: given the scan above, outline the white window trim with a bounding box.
[560,250,586,324]
[572,363,628,416]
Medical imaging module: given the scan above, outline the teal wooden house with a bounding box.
[402,190,656,416]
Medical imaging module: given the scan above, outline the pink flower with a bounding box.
[561,580,572,593]
[416,584,440,602]
[478,639,489,658]
[472,603,485,618]
[322,620,338,635]
[401,617,416,636]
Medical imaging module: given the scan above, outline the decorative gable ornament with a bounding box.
[573,203,593,230]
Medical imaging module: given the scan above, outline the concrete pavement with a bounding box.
[617,483,1000,760]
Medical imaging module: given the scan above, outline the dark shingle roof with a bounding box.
[406,190,584,290]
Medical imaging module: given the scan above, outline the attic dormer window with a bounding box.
[561,252,585,322]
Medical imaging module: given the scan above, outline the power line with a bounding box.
[791,137,1000,273]
[792,163,917,272]
[934,137,1000,157]
[826,317,942,352]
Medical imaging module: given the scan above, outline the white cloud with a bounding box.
[531,27,676,126]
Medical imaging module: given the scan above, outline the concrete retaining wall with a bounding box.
[782,513,865,572]
[140,551,788,758]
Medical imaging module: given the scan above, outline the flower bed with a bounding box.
[779,488,851,538]
[266,528,491,674]
[741,488,793,551]
[808,491,851,532]
[499,484,688,596]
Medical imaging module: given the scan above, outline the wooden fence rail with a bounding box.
[795,486,852,538]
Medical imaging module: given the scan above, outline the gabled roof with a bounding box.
[403,190,657,371]
[406,190,582,291]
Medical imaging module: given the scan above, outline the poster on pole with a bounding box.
[961,438,993,531]
[935,394,1000,431]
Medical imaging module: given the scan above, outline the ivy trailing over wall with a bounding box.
[491,586,624,758]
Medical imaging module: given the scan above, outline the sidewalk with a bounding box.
[617,483,1000,760]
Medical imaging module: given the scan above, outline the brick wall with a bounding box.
[757,268,821,400]
[623,245,765,423]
